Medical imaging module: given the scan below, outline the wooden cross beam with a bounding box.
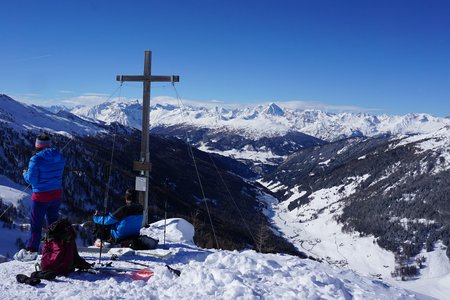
[116,75,180,82]
[116,50,179,226]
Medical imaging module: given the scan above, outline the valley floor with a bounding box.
[258,181,450,300]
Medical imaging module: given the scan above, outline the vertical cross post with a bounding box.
[117,50,179,226]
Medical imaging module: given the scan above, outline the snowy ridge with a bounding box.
[0,218,423,299]
[0,94,106,136]
[388,125,450,175]
[69,99,450,141]
[71,99,143,130]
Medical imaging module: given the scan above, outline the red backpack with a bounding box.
[41,219,91,275]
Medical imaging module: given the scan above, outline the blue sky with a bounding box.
[1,0,449,116]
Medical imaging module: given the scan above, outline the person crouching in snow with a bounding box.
[93,189,143,247]
[14,134,65,262]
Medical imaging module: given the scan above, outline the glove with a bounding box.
[77,262,94,270]
[16,274,41,286]
[30,270,57,280]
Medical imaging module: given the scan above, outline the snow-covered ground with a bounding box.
[258,179,450,300]
[197,142,285,165]
[0,175,31,210]
[0,216,427,299]
[0,170,445,299]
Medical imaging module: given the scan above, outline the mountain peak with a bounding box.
[263,102,284,116]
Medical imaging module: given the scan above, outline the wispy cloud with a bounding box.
[152,97,379,114]
[152,96,237,109]
[61,94,134,106]
[14,91,380,114]
[14,94,55,107]
[82,93,110,97]
[274,100,380,113]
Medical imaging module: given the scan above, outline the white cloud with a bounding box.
[14,91,379,114]
[152,96,229,109]
[153,97,378,113]
[82,93,110,97]
[61,94,135,107]
[277,100,380,113]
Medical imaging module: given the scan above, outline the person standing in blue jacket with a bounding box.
[93,189,143,246]
[14,134,65,261]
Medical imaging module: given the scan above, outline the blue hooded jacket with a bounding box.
[23,148,65,193]
[93,203,143,240]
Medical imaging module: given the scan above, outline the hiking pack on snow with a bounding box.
[41,219,92,274]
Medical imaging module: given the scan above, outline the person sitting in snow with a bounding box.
[93,188,143,247]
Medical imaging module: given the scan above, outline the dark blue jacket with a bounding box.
[93,203,143,240]
[23,148,65,193]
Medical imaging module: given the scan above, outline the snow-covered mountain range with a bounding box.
[68,99,450,142]
[1,94,449,298]
[66,99,450,176]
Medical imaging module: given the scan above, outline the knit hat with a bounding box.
[35,134,52,149]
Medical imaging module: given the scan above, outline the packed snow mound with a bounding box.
[141,218,195,245]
